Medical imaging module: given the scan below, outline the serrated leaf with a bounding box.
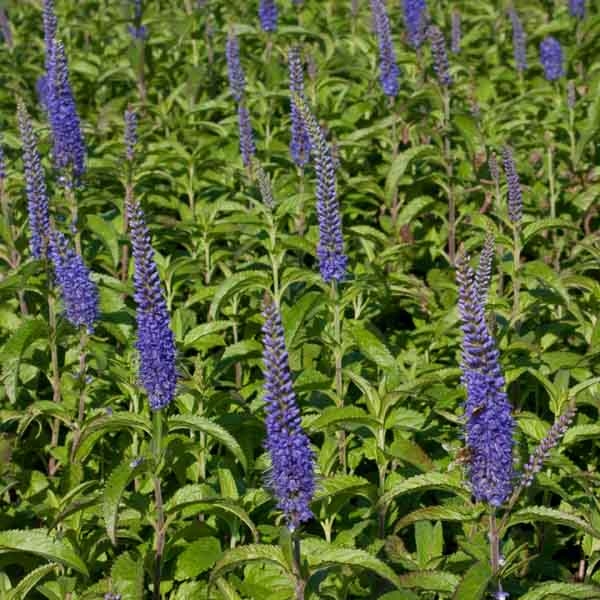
[384,146,435,202]
[378,473,469,509]
[309,406,379,433]
[506,506,600,539]
[394,505,482,532]
[0,529,88,575]
[519,582,600,600]
[168,415,247,471]
[522,218,578,245]
[304,538,402,589]
[208,270,270,319]
[313,474,373,502]
[210,544,291,583]
[398,570,460,593]
[351,323,397,371]
[104,458,148,545]
[7,563,58,600]
[174,537,222,581]
[111,552,144,600]
[563,425,600,446]
[451,561,492,600]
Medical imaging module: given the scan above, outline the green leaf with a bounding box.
[384,146,435,202]
[210,544,292,583]
[111,552,144,600]
[519,582,600,600]
[506,506,600,538]
[563,425,600,446]
[522,218,578,246]
[378,473,470,509]
[351,323,397,371]
[175,537,222,581]
[309,406,379,433]
[7,563,58,600]
[0,529,88,576]
[394,505,482,532]
[168,415,248,471]
[451,561,492,600]
[208,270,271,319]
[103,458,148,545]
[0,318,47,403]
[398,570,460,593]
[313,474,373,502]
[304,538,403,589]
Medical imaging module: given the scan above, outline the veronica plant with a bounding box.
[540,36,564,81]
[369,0,400,99]
[288,46,310,169]
[402,0,427,49]
[508,8,527,75]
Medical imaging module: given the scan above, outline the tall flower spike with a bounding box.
[540,36,564,81]
[237,104,256,168]
[126,196,177,411]
[226,31,246,103]
[17,102,51,259]
[451,10,461,54]
[475,233,495,307]
[49,230,98,332]
[501,145,522,224]
[569,0,585,19]
[261,298,315,530]
[403,0,428,49]
[259,0,278,33]
[124,106,138,162]
[47,40,86,184]
[294,95,347,283]
[288,46,310,167]
[0,137,6,181]
[427,25,452,87]
[38,0,58,109]
[457,247,514,506]
[256,164,275,210]
[488,151,499,185]
[370,0,400,98]
[521,404,577,488]
[508,8,527,73]
[0,8,13,50]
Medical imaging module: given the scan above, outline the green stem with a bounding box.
[47,287,62,476]
[331,282,346,472]
[547,142,559,271]
[443,89,455,264]
[152,409,166,600]
[65,185,81,256]
[511,224,521,330]
[292,532,305,600]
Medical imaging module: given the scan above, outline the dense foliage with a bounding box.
[0,0,599,598]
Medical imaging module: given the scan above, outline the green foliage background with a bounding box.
[0,0,599,598]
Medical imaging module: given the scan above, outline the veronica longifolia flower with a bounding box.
[47,40,86,184]
[457,243,514,506]
[451,10,461,54]
[237,104,256,168]
[259,0,278,33]
[49,230,98,332]
[569,0,585,19]
[17,102,51,260]
[288,46,310,167]
[38,0,58,109]
[540,36,564,81]
[0,8,13,50]
[294,95,347,283]
[261,298,315,530]
[226,31,246,103]
[403,0,428,48]
[521,404,576,488]
[501,145,522,224]
[370,0,400,98]
[427,25,452,87]
[508,8,527,72]
[0,138,5,181]
[124,106,137,162]
[126,196,177,411]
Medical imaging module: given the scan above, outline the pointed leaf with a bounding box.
[351,323,397,371]
[7,563,58,600]
[378,473,470,509]
[452,561,492,600]
[506,506,600,539]
[111,551,145,600]
[394,505,483,532]
[168,415,247,471]
[210,544,292,583]
[519,582,600,600]
[0,529,88,575]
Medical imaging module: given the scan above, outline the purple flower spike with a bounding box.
[226,32,246,103]
[521,404,576,488]
[457,245,514,506]
[403,0,428,48]
[17,102,51,260]
[0,138,6,181]
[125,106,138,162]
[259,0,278,33]
[38,0,58,110]
[540,36,564,81]
[451,10,461,54]
[126,196,177,411]
[370,0,400,98]
[427,25,452,87]
[502,146,522,224]
[294,95,347,283]
[261,298,315,530]
[508,8,527,73]
[47,40,86,184]
[569,0,585,19]
[288,46,310,167]
[49,230,98,332]
[0,8,14,50]
[237,104,256,168]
